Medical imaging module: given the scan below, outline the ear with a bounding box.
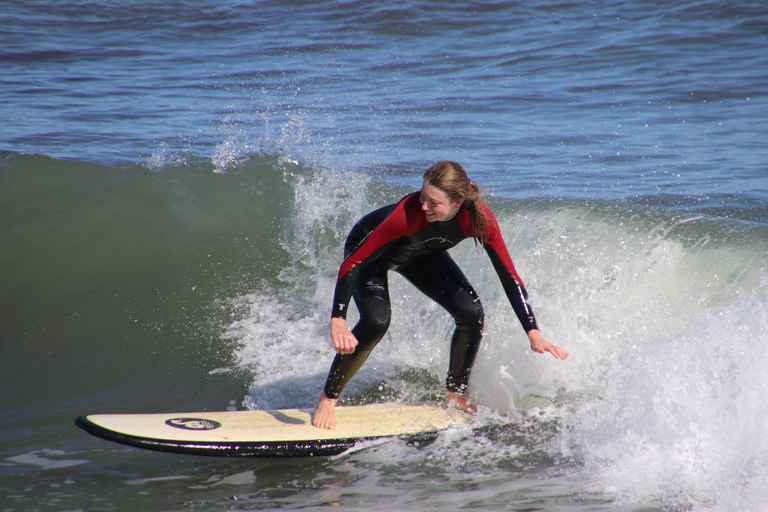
[455,198,464,208]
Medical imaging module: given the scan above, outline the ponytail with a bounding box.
[465,179,490,247]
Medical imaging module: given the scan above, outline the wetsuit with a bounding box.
[324,192,538,399]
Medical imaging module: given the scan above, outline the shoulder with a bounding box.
[382,192,421,220]
[399,192,429,233]
[391,192,425,220]
[356,193,416,224]
[400,191,421,208]
[367,192,423,234]
[375,192,419,212]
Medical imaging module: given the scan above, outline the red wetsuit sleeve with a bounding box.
[463,203,539,332]
[331,194,424,319]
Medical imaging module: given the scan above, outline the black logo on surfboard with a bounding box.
[165,418,222,431]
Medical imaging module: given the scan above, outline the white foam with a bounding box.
[6,450,89,470]
[223,177,768,508]
[488,205,768,509]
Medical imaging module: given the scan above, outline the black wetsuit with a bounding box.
[324,192,538,399]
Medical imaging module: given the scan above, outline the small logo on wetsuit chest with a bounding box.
[165,418,222,430]
[420,235,452,245]
[421,236,453,246]
[364,279,386,291]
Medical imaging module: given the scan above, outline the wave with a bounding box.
[189,153,764,508]
[217,158,768,510]
[2,149,766,509]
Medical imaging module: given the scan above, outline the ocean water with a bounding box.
[2,1,767,510]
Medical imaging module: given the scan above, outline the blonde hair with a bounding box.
[423,160,489,246]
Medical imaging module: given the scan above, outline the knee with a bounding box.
[454,295,484,334]
[353,298,391,351]
[361,309,391,338]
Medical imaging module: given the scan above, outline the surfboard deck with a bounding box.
[75,403,469,458]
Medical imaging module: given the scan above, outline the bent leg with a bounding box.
[398,253,484,394]
[323,265,392,400]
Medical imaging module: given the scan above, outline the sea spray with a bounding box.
[224,163,383,408]
[222,165,768,509]
[518,204,768,509]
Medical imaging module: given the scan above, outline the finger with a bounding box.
[334,338,348,353]
[549,346,569,359]
[341,336,357,354]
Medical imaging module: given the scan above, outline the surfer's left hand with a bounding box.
[528,329,569,360]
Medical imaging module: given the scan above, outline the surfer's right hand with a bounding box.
[331,317,358,354]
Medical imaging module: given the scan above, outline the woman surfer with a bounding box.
[312,160,568,429]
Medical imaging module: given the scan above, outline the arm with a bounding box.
[481,205,569,360]
[329,196,418,352]
[331,205,408,319]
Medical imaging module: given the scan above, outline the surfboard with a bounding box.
[75,403,469,458]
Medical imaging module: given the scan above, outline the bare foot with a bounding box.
[447,391,478,414]
[311,392,338,429]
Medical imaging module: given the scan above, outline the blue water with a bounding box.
[2,1,767,510]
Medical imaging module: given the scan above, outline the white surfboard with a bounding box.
[75,403,469,457]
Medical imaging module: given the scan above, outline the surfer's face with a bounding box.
[420,182,463,222]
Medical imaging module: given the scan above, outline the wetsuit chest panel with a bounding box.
[386,220,467,266]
